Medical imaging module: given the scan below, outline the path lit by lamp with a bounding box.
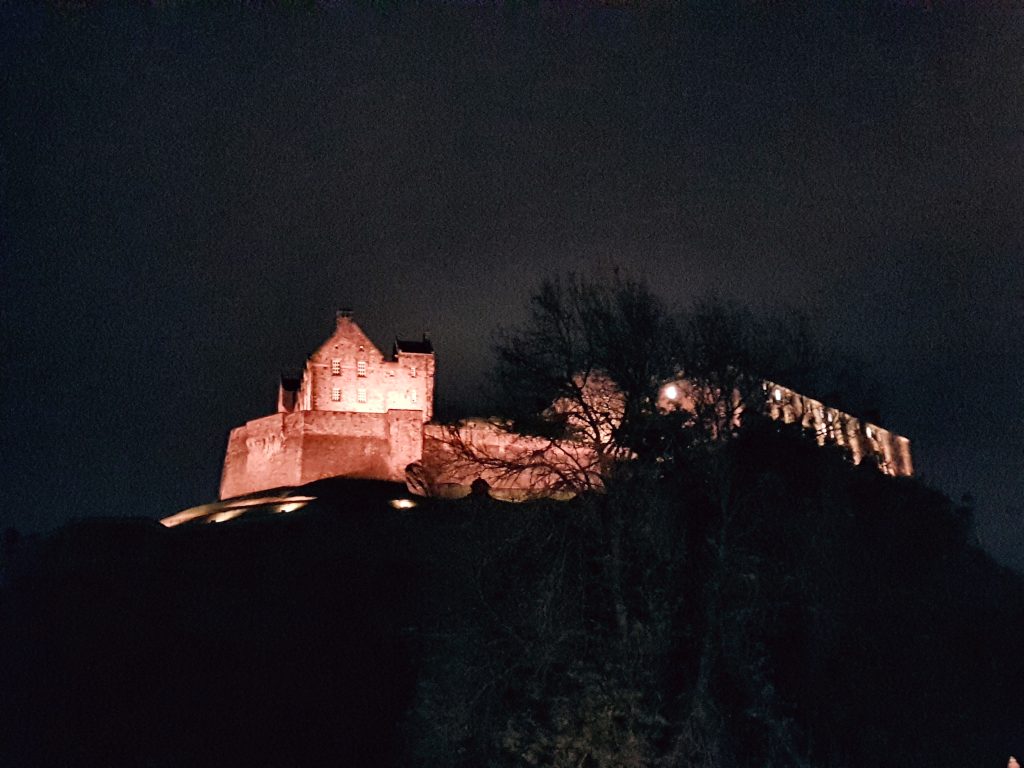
[160,494,317,527]
[274,500,311,514]
[207,509,245,524]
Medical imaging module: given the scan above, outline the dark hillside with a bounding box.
[0,482,422,767]
[1,440,1021,767]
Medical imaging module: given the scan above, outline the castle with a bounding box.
[219,311,913,501]
[220,310,602,501]
[221,310,436,499]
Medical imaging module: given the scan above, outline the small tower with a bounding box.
[393,332,436,422]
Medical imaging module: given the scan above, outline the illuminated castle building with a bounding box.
[760,380,913,476]
[221,310,435,499]
[220,310,600,501]
[219,311,912,501]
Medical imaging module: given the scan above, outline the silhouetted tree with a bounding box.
[487,273,682,473]
[405,275,1024,768]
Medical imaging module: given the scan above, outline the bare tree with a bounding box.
[488,273,683,479]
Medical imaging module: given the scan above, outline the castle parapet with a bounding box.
[220,409,424,499]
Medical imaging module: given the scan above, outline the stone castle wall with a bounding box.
[222,413,302,497]
[220,409,423,499]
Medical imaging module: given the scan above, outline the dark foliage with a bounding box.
[1,440,1020,767]
[402,422,1024,767]
[0,484,421,768]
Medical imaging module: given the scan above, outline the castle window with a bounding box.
[331,387,341,402]
[410,366,417,378]
[410,389,417,403]
[331,359,341,375]
[357,361,367,377]
[357,387,367,403]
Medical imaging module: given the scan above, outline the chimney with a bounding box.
[336,308,353,326]
[422,331,430,342]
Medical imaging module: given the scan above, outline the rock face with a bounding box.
[403,461,432,498]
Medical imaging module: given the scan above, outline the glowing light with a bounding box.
[275,501,309,514]
[773,388,783,402]
[663,384,678,400]
[207,509,245,524]
[160,506,215,528]
[390,498,417,509]
[160,494,317,527]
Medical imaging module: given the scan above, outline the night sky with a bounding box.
[2,3,1022,570]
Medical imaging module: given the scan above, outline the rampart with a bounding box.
[220,409,422,498]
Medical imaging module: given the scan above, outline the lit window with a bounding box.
[357,388,366,403]
[331,387,341,402]
[410,389,417,403]
[357,361,367,377]
[331,359,341,375]
[773,388,783,402]
[410,366,417,378]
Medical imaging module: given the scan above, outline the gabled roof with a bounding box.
[394,337,434,355]
[315,313,386,360]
